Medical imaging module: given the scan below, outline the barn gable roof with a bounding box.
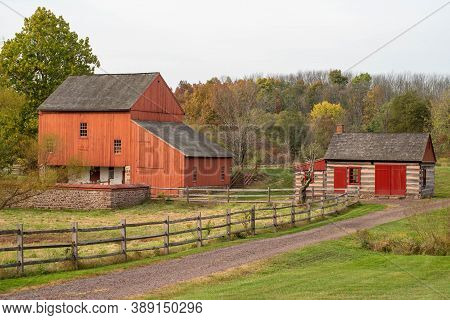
[39,73,159,112]
[324,133,435,163]
[133,120,233,158]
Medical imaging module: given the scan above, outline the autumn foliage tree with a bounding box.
[0,7,100,135]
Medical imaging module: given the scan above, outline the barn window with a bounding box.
[108,167,115,180]
[422,168,427,187]
[80,122,88,137]
[114,139,122,154]
[220,166,225,181]
[46,139,55,153]
[348,167,360,184]
[192,167,198,183]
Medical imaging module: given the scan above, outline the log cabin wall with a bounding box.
[39,111,131,167]
[294,171,326,197]
[326,161,374,195]
[326,161,422,198]
[420,164,435,198]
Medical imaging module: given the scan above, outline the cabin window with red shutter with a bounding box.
[348,167,361,184]
[80,122,88,137]
[192,167,198,183]
[220,166,225,181]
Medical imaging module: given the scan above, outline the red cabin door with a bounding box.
[390,165,406,195]
[375,165,406,195]
[334,167,347,193]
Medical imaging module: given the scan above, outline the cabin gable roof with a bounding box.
[324,133,435,163]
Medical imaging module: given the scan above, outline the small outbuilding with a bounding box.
[295,126,436,199]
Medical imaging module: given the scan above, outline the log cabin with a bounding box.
[38,73,233,193]
[295,125,436,199]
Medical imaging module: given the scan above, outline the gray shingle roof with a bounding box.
[324,133,432,162]
[39,73,159,111]
[133,120,233,158]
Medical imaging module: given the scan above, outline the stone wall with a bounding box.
[15,184,149,210]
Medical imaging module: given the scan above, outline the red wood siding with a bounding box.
[130,74,185,122]
[333,167,347,192]
[130,121,185,191]
[422,137,436,163]
[375,164,406,195]
[184,157,232,187]
[39,112,131,167]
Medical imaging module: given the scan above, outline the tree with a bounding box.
[297,143,319,204]
[0,86,30,171]
[272,110,307,162]
[0,7,100,135]
[430,89,450,156]
[352,72,372,85]
[310,101,344,154]
[386,91,431,133]
[328,69,348,86]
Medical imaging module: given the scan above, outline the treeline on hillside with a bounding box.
[174,71,449,166]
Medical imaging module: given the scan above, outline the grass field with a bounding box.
[145,207,450,300]
[435,165,450,198]
[0,203,384,293]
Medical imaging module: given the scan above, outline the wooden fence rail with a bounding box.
[150,186,357,204]
[0,192,359,275]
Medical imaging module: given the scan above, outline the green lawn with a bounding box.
[146,207,450,300]
[435,165,450,198]
[0,203,384,294]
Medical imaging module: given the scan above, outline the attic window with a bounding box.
[80,123,88,137]
[114,139,122,154]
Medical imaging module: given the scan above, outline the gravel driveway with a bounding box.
[2,199,449,300]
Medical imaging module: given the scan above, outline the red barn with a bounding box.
[38,73,233,193]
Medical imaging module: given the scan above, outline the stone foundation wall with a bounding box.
[15,184,149,210]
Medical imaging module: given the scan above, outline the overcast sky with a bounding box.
[1,0,449,88]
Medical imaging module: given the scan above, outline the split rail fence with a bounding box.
[149,186,355,203]
[0,191,359,276]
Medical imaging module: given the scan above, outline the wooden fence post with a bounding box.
[197,213,203,247]
[250,206,256,235]
[17,224,24,275]
[290,204,295,227]
[267,187,271,204]
[345,193,349,207]
[226,209,231,240]
[321,199,325,218]
[272,204,278,229]
[121,219,127,261]
[311,186,315,200]
[72,222,79,270]
[307,200,311,222]
[164,216,170,255]
[186,186,190,203]
[227,186,230,203]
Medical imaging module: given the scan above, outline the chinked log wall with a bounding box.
[13,184,149,210]
[295,162,426,199]
[326,161,422,198]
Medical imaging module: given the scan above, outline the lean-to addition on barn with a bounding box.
[38,73,233,193]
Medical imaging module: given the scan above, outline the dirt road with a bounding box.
[2,199,449,300]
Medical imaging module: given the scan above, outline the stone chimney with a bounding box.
[336,124,344,134]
